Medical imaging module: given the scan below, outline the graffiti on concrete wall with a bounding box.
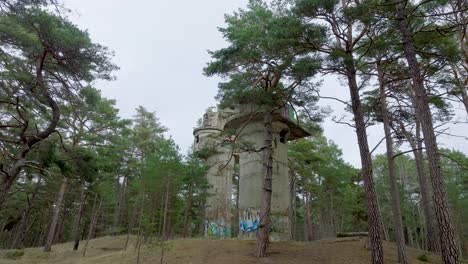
[239,208,260,234]
[205,221,232,237]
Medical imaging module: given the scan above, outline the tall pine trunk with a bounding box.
[43,176,68,252]
[346,59,384,264]
[377,62,408,264]
[256,110,273,257]
[396,5,460,263]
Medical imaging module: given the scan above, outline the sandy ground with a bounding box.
[0,236,448,264]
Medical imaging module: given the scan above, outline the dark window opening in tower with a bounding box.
[195,135,200,143]
[279,130,288,143]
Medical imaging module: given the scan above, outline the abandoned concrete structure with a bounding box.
[193,105,309,240]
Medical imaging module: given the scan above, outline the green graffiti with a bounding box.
[206,222,231,237]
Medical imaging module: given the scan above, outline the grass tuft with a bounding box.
[417,253,429,262]
[5,249,25,259]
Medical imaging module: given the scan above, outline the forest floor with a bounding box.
[0,235,447,264]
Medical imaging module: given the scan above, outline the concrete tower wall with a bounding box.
[238,121,290,240]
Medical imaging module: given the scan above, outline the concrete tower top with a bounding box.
[223,104,310,141]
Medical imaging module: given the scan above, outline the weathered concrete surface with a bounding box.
[237,121,291,240]
[193,108,233,236]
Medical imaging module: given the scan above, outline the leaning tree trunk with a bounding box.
[256,110,273,257]
[346,60,384,264]
[43,176,68,252]
[377,62,408,264]
[396,5,461,263]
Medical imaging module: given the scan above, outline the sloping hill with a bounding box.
[0,236,443,264]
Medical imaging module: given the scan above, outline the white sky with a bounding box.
[64,0,467,167]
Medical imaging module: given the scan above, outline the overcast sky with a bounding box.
[64,0,467,167]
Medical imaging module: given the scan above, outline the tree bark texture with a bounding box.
[346,60,384,264]
[256,111,273,257]
[396,5,461,263]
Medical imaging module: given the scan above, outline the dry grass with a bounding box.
[0,236,444,264]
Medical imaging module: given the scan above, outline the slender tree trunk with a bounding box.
[136,195,145,264]
[135,193,145,251]
[305,191,313,241]
[304,196,310,240]
[329,191,336,236]
[183,184,193,238]
[256,110,273,257]
[399,118,440,253]
[289,170,296,240]
[233,158,240,238]
[72,186,86,251]
[10,216,26,249]
[113,175,123,234]
[377,62,408,264]
[199,201,206,237]
[124,206,133,251]
[407,226,415,248]
[396,5,460,263]
[44,176,68,252]
[158,193,164,238]
[162,180,170,241]
[346,60,384,263]
[54,207,67,243]
[377,196,389,241]
[82,194,101,257]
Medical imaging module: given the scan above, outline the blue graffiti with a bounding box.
[239,208,260,233]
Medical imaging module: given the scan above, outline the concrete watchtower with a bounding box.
[224,104,310,240]
[193,104,309,239]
